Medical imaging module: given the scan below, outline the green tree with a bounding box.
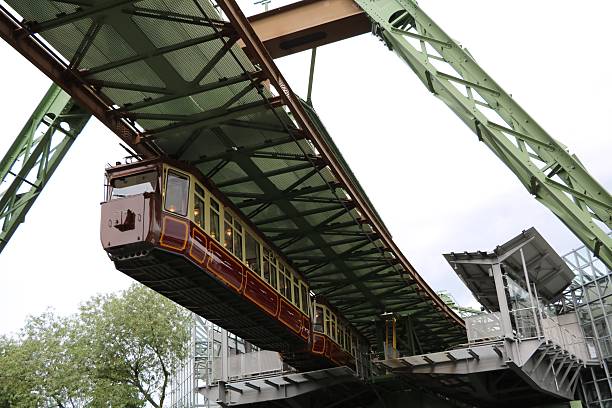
[79,284,192,408]
[0,283,191,407]
[0,335,36,407]
[0,312,87,407]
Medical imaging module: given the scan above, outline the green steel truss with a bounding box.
[0,84,90,253]
[0,0,465,348]
[356,0,612,268]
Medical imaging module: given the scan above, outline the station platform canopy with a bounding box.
[0,0,464,348]
[444,227,575,312]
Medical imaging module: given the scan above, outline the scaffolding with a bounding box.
[169,315,291,408]
[169,315,212,408]
[564,240,612,407]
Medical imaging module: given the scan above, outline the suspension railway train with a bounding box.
[100,158,365,371]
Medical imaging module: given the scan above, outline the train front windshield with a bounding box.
[109,171,158,200]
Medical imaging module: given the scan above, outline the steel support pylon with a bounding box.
[0,84,90,253]
[355,0,612,268]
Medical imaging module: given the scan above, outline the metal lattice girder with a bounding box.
[355,0,612,268]
[0,84,90,253]
[0,0,466,349]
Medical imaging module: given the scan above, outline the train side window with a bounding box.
[324,309,331,336]
[245,232,261,274]
[271,259,277,289]
[278,268,287,300]
[209,199,220,241]
[263,248,277,289]
[345,331,350,351]
[314,306,324,332]
[224,212,234,253]
[263,249,270,282]
[263,253,270,282]
[279,266,292,302]
[300,283,308,314]
[194,184,205,228]
[234,221,243,261]
[165,171,189,216]
[286,270,293,302]
[293,280,300,310]
[331,314,337,342]
[195,184,205,197]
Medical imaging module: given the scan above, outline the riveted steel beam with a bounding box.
[141,97,282,139]
[0,84,90,253]
[284,235,372,256]
[216,162,314,188]
[356,0,612,268]
[247,0,369,58]
[25,0,136,32]
[122,7,229,29]
[84,30,233,76]
[191,135,300,164]
[214,0,465,329]
[114,72,261,113]
[0,0,465,343]
[0,5,156,158]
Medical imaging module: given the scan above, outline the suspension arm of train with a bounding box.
[355,0,612,268]
[0,84,91,253]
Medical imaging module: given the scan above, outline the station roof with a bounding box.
[1,0,464,349]
[496,228,574,302]
[444,227,574,312]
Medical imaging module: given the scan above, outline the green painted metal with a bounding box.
[0,84,90,253]
[1,0,466,348]
[356,0,612,269]
[437,291,482,318]
[306,47,317,105]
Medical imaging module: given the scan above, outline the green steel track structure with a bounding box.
[0,0,465,350]
[355,0,612,269]
[0,0,609,352]
[0,84,90,253]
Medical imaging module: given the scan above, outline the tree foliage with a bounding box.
[0,312,87,407]
[0,284,191,407]
[80,285,192,408]
[0,336,37,407]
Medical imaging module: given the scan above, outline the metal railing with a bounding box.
[211,350,287,382]
[466,308,595,363]
[540,313,594,362]
[465,312,503,344]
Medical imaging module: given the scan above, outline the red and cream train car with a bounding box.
[100,158,363,371]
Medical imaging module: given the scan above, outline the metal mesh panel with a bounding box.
[43,19,92,62]
[465,312,503,343]
[90,62,165,88]
[81,24,137,69]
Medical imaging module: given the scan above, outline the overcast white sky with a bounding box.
[0,0,610,335]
